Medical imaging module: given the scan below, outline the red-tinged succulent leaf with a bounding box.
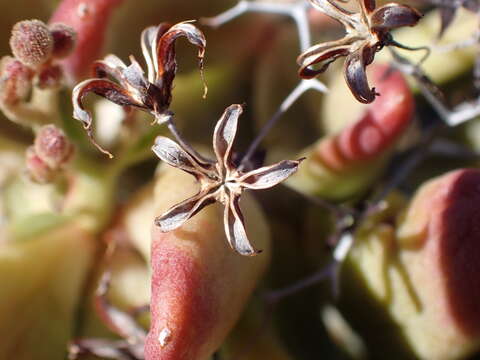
[49,0,125,83]
[145,167,270,360]
[317,64,413,172]
[388,169,480,357]
[370,4,422,32]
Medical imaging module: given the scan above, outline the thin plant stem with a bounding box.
[239,78,327,171]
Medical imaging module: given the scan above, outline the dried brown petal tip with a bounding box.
[10,20,54,67]
[0,56,33,106]
[34,124,74,169]
[49,23,77,59]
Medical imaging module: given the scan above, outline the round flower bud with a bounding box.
[25,146,55,184]
[34,124,74,169]
[0,56,33,106]
[49,23,76,59]
[37,64,63,89]
[10,20,54,67]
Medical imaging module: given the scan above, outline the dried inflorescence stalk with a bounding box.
[298,0,422,103]
[72,21,207,157]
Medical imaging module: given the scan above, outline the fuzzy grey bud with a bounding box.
[10,20,53,67]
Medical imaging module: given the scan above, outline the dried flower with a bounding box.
[72,21,206,157]
[152,104,302,256]
[9,20,54,68]
[297,0,421,103]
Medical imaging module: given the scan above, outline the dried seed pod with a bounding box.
[34,124,74,169]
[0,56,33,106]
[25,146,55,184]
[9,20,54,67]
[49,23,77,59]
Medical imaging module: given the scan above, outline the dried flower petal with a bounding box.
[224,195,259,256]
[344,45,377,104]
[213,104,242,174]
[155,191,216,232]
[152,104,301,255]
[371,4,422,32]
[239,159,304,190]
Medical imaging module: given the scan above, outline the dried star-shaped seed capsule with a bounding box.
[297,0,421,103]
[72,21,206,157]
[152,104,302,256]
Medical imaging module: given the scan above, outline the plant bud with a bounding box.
[25,146,55,184]
[0,56,33,106]
[34,124,74,169]
[49,23,77,59]
[37,64,63,89]
[9,20,54,67]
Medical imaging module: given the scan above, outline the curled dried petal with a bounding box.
[239,159,303,190]
[213,104,242,174]
[371,4,422,32]
[141,24,170,83]
[155,191,217,232]
[72,78,146,156]
[152,136,212,178]
[92,55,127,80]
[344,45,377,104]
[155,21,207,98]
[362,0,376,14]
[224,196,260,256]
[297,37,354,78]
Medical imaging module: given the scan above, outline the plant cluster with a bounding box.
[2,0,480,359]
